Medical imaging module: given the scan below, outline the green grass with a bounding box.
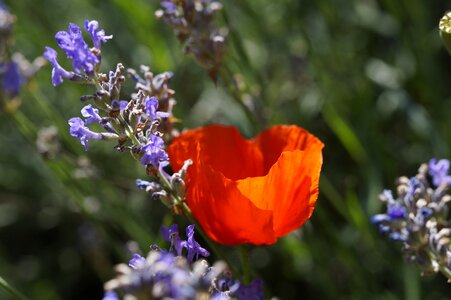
[0,0,450,299]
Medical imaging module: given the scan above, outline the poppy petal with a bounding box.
[168,125,275,245]
[254,125,323,173]
[237,147,323,237]
[168,124,324,245]
[186,161,276,245]
[169,125,264,179]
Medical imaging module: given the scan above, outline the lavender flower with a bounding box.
[155,0,227,79]
[128,253,146,269]
[102,291,119,300]
[103,225,258,299]
[237,279,264,300]
[162,224,184,256]
[44,20,111,86]
[55,23,99,73]
[81,104,102,125]
[136,178,156,190]
[372,161,451,279]
[84,20,112,49]
[145,96,170,121]
[43,47,74,86]
[1,61,23,95]
[140,134,168,167]
[110,99,128,111]
[183,224,210,262]
[160,1,177,12]
[0,1,14,35]
[68,117,103,151]
[1,1,45,100]
[429,158,451,187]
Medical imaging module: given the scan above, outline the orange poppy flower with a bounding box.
[168,125,324,245]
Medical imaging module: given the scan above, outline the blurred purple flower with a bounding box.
[136,178,151,190]
[387,205,406,220]
[237,279,264,300]
[102,291,119,300]
[161,1,177,12]
[429,158,451,186]
[128,254,146,270]
[1,62,23,96]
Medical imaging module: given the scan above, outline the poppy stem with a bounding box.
[180,202,238,275]
[239,246,251,284]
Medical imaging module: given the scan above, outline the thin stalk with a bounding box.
[221,6,268,105]
[219,66,261,133]
[117,112,141,145]
[0,275,28,300]
[239,246,251,284]
[439,265,451,282]
[427,249,451,281]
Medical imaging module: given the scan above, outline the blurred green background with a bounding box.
[1,0,450,299]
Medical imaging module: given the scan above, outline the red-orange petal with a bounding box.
[168,124,324,245]
[186,160,276,245]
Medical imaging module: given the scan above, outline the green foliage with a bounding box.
[0,0,450,299]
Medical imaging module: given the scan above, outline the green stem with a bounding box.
[439,265,451,282]
[117,112,141,145]
[0,275,28,300]
[239,246,251,284]
[427,249,451,281]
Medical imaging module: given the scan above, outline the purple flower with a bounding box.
[429,158,451,186]
[136,179,152,190]
[211,292,230,300]
[129,254,146,269]
[414,206,433,226]
[145,96,169,121]
[43,47,74,86]
[404,177,420,205]
[1,62,23,96]
[111,100,128,111]
[237,279,264,300]
[140,135,168,167]
[84,20,112,49]
[161,1,177,12]
[81,104,102,125]
[162,224,184,256]
[387,205,406,220]
[102,291,119,300]
[55,23,99,73]
[182,225,210,262]
[0,0,7,11]
[161,224,179,241]
[370,214,390,225]
[68,117,102,151]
